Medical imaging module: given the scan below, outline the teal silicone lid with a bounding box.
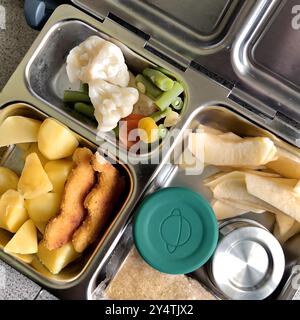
[133,187,218,275]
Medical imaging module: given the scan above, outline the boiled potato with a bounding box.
[0,167,19,195]
[38,118,79,160]
[4,220,38,254]
[18,153,53,199]
[37,240,80,274]
[25,193,60,223]
[34,221,47,234]
[0,190,28,233]
[44,160,74,194]
[11,253,34,264]
[0,116,41,147]
[22,143,49,166]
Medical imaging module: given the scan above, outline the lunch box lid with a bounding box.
[133,187,218,275]
[230,0,300,140]
[71,0,243,58]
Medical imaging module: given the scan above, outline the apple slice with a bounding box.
[0,116,41,147]
[4,220,38,254]
[267,147,300,179]
[245,174,300,223]
[18,153,53,199]
[189,132,277,166]
[212,200,247,220]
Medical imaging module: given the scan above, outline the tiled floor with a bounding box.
[0,0,38,90]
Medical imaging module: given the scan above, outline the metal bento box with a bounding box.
[0,0,300,299]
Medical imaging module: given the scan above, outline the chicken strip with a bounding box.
[72,153,125,252]
[44,148,96,250]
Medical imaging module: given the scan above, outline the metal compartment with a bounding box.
[87,104,300,300]
[232,0,300,124]
[0,102,133,289]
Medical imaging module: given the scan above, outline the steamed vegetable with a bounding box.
[119,114,144,148]
[135,74,162,99]
[143,68,174,91]
[63,90,91,103]
[138,117,159,143]
[150,107,171,123]
[74,102,95,119]
[155,81,184,111]
[0,116,41,147]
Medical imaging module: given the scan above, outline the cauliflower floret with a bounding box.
[89,79,139,132]
[133,93,158,116]
[66,36,129,87]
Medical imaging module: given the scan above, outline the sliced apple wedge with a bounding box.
[18,153,53,199]
[4,220,38,254]
[267,148,300,179]
[189,132,277,167]
[245,174,300,223]
[0,116,41,147]
[212,200,247,220]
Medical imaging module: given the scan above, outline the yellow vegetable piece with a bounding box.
[18,153,53,199]
[11,253,34,264]
[0,167,19,196]
[0,190,28,233]
[37,240,80,275]
[34,221,47,234]
[44,160,74,194]
[38,118,79,160]
[4,220,38,254]
[25,193,60,223]
[0,116,41,147]
[22,143,49,166]
[138,117,159,143]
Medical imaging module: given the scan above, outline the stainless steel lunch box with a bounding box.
[0,0,300,299]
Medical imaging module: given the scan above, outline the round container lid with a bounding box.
[211,226,285,300]
[133,187,218,275]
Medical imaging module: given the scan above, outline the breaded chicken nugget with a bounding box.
[44,148,96,250]
[72,153,125,252]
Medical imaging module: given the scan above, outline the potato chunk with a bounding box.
[0,167,19,196]
[25,193,60,223]
[37,240,80,274]
[0,190,28,233]
[44,160,74,194]
[0,116,41,147]
[18,153,53,199]
[4,220,38,254]
[38,119,79,160]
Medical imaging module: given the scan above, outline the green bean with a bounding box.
[150,107,172,122]
[64,90,91,103]
[135,74,162,99]
[171,96,183,110]
[158,124,168,139]
[74,102,95,119]
[155,81,184,111]
[143,68,174,91]
[80,83,89,94]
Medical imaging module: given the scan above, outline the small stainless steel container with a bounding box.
[208,218,285,300]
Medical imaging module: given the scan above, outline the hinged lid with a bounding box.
[72,0,242,65]
[232,0,300,132]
